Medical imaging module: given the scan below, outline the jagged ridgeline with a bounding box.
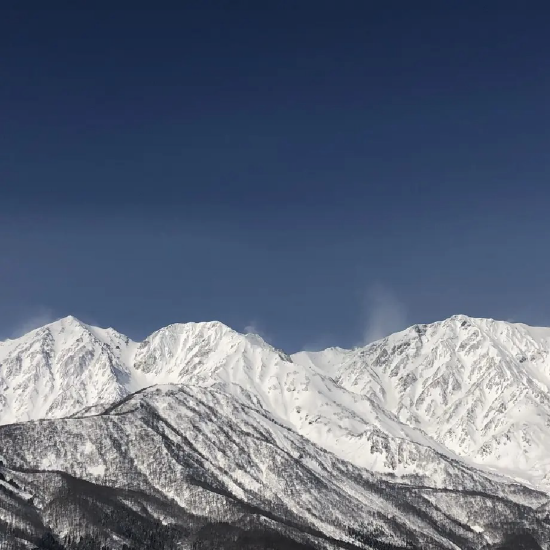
[1,316,550,548]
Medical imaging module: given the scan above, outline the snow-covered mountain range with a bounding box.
[2,314,550,548]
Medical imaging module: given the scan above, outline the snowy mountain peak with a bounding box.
[0,316,131,425]
[5,314,550,491]
[160,319,235,335]
[294,315,550,487]
[357,314,550,358]
[139,320,277,356]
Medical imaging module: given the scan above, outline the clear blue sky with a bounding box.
[1,3,549,350]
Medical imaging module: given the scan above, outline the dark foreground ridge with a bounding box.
[0,383,549,549]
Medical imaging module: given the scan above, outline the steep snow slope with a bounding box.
[293,315,550,486]
[1,385,549,550]
[0,316,132,424]
[131,322,466,479]
[0,317,462,482]
[4,315,550,489]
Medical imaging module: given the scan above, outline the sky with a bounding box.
[1,3,550,351]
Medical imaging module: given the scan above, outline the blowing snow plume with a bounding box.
[361,286,408,345]
[3,307,57,340]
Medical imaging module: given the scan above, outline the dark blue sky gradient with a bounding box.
[1,3,550,349]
